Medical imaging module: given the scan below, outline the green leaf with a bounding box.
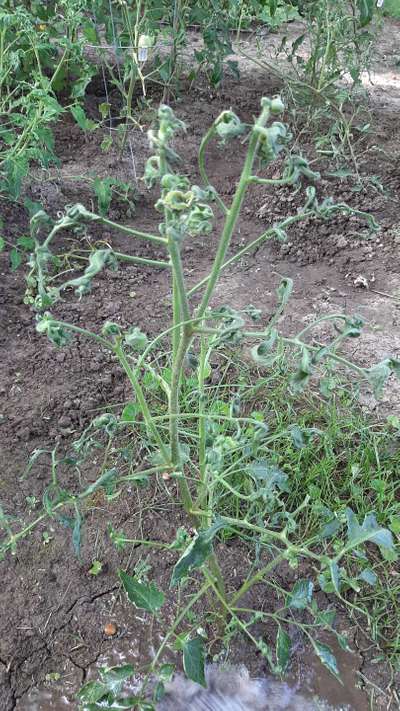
[288,425,304,449]
[121,402,140,422]
[270,0,278,16]
[17,235,35,251]
[276,626,291,673]
[77,680,107,703]
[291,33,306,55]
[118,570,165,613]
[320,516,342,540]
[158,664,175,682]
[10,248,22,271]
[358,568,377,586]
[99,664,135,695]
[82,20,99,44]
[99,102,111,119]
[288,579,313,609]
[329,559,341,594]
[89,560,103,576]
[93,177,113,217]
[311,641,341,682]
[389,516,400,535]
[70,104,97,132]
[72,504,82,558]
[0,236,5,251]
[4,155,28,199]
[101,135,113,152]
[182,636,206,687]
[357,0,375,26]
[171,519,225,586]
[388,358,400,378]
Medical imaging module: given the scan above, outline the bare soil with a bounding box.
[0,17,399,711]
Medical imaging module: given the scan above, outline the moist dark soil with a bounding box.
[0,18,399,711]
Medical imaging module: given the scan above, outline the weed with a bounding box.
[247,0,379,172]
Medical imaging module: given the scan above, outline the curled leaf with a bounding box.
[171,519,225,586]
[215,110,246,142]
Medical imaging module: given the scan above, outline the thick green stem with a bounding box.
[42,318,112,350]
[188,210,314,297]
[196,334,208,518]
[230,551,287,606]
[115,342,170,464]
[171,275,181,361]
[168,330,194,513]
[168,239,191,324]
[208,551,227,606]
[95,215,167,245]
[196,104,271,318]
[113,251,170,269]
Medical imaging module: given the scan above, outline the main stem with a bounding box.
[196,104,271,319]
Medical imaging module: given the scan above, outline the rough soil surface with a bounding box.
[0,17,399,711]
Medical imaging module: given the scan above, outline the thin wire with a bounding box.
[85,41,174,50]
[100,62,112,136]
[128,137,138,186]
[104,4,138,181]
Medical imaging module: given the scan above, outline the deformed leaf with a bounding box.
[171,519,225,586]
[251,329,278,366]
[124,326,148,352]
[345,508,396,558]
[366,361,392,398]
[277,277,293,307]
[247,460,289,493]
[290,348,313,393]
[118,570,165,613]
[182,636,206,687]
[62,249,114,297]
